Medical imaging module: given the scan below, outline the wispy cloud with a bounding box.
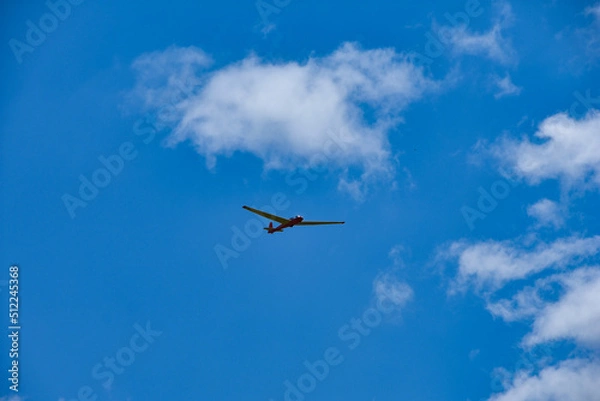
[388,244,409,267]
[439,235,600,292]
[129,45,211,111]
[526,199,565,229]
[493,73,522,98]
[1,396,24,401]
[373,271,413,309]
[584,3,600,22]
[436,1,517,65]
[554,3,600,72]
[129,43,446,200]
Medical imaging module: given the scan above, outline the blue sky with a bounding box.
[2,0,600,400]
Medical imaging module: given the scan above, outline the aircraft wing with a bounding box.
[296,221,345,225]
[242,206,289,224]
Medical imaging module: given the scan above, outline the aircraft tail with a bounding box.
[263,222,274,233]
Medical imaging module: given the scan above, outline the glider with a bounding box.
[242,205,345,234]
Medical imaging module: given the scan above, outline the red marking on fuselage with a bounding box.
[267,216,303,233]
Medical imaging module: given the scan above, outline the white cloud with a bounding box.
[373,271,413,308]
[527,198,565,229]
[494,111,600,190]
[446,104,600,395]
[441,235,600,292]
[443,235,600,400]
[129,43,445,199]
[436,1,516,65]
[488,358,600,401]
[493,74,522,98]
[524,268,600,347]
[487,266,600,347]
[487,283,547,322]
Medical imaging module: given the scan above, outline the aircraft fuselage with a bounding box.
[267,216,303,233]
